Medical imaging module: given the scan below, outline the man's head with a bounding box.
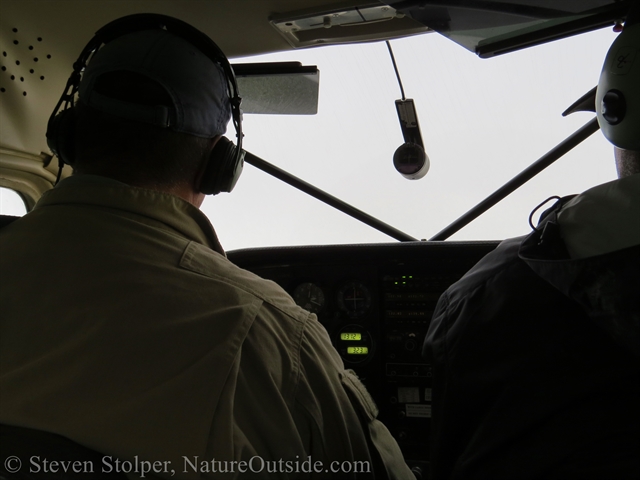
[47,14,244,204]
[596,13,640,153]
[73,70,218,202]
[596,9,640,179]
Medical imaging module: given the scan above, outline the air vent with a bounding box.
[0,26,52,96]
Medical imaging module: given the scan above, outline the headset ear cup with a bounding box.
[46,108,76,166]
[199,136,244,195]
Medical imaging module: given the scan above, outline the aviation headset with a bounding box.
[596,8,640,151]
[46,13,244,195]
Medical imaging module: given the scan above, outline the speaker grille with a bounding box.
[0,26,52,97]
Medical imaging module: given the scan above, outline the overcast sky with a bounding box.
[201,26,619,252]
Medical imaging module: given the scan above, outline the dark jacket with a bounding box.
[424,198,640,480]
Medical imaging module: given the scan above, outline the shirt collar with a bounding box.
[57,173,129,188]
[37,175,225,255]
[558,173,640,259]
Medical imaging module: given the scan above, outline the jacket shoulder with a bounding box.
[179,240,308,320]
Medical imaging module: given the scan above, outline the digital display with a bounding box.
[347,346,369,355]
[340,332,362,341]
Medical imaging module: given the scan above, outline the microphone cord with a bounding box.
[386,41,406,101]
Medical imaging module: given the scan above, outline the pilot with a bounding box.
[0,14,413,480]
[423,12,639,480]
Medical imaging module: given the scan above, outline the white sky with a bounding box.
[202,26,619,251]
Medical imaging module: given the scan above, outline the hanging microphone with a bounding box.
[394,99,429,179]
[386,41,429,180]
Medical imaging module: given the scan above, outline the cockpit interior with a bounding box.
[1,1,635,478]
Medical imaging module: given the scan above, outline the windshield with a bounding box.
[201,27,618,251]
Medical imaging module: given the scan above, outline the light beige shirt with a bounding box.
[0,178,412,479]
[558,173,640,259]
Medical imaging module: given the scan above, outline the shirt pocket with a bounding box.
[340,370,413,480]
[340,369,379,421]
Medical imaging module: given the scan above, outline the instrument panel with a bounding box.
[228,240,498,476]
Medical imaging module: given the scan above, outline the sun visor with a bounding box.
[232,62,319,115]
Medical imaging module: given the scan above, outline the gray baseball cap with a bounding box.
[78,28,231,138]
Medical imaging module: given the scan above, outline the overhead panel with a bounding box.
[270,2,430,48]
[382,0,632,57]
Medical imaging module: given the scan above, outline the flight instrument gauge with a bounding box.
[293,282,325,314]
[337,282,371,318]
[336,324,374,364]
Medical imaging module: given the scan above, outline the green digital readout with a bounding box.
[347,346,369,355]
[340,332,362,341]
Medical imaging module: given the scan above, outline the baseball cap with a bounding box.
[78,28,231,138]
